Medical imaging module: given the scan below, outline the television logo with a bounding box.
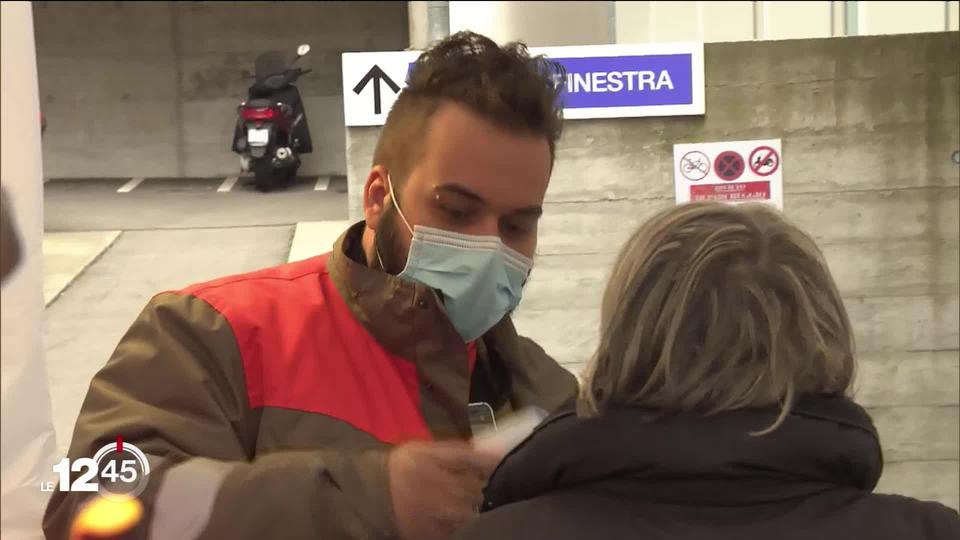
[41,436,150,499]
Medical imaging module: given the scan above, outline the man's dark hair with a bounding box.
[372,31,565,187]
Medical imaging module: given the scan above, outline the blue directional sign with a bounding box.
[343,43,704,126]
[558,55,692,106]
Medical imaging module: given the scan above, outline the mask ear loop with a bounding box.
[376,174,414,273]
[386,174,414,235]
[375,247,386,271]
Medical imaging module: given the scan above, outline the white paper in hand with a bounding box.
[471,407,547,458]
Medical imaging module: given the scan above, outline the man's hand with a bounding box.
[388,440,502,540]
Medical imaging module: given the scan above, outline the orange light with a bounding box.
[69,495,143,540]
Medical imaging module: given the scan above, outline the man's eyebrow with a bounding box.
[434,183,486,204]
[434,183,542,216]
[509,205,543,217]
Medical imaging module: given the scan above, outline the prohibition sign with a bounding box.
[714,151,745,181]
[680,151,710,181]
[749,146,780,177]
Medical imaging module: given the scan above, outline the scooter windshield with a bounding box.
[254,51,289,81]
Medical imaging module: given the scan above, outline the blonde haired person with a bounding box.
[458,202,959,540]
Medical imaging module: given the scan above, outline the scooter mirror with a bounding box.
[297,44,311,57]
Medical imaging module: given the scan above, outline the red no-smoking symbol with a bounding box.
[749,146,780,177]
[714,151,744,181]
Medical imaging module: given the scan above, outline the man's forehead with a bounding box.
[422,103,546,151]
[414,104,552,203]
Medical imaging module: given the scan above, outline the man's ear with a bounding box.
[363,166,390,230]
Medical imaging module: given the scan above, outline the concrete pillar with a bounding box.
[448,1,613,46]
[427,1,450,44]
[1,2,58,538]
[409,1,430,49]
[409,1,450,49]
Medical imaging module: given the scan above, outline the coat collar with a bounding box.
[483,396,883,509]
[328,221,464,360]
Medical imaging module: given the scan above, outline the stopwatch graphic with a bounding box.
[51,436,151,499]
[92,436,151,498]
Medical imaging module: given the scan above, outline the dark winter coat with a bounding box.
[458,396,960,540]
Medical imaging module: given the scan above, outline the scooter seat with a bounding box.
[245,98,276,109]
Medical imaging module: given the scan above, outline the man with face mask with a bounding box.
[44,31,578,540]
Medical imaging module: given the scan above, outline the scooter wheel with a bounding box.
[253,159,275,192]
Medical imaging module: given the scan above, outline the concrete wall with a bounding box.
[33,1,407,179]
[346,32,960,509]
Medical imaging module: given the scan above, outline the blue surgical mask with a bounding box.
[380,176,533,342]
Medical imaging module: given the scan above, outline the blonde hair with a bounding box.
[579,202,855,434]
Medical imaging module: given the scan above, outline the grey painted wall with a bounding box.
[34,1,407,179]
[347,32,960,509]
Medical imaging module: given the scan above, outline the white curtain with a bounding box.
[1,2,58,538]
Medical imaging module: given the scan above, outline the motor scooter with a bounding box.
[231,44,313,192]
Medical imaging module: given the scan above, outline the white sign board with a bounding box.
[342,50,420,127]
[342,43,705,127]
[673,139,783,210]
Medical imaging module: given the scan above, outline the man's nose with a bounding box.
[475,215,501,239]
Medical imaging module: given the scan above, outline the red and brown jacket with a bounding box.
[43,222,578,539]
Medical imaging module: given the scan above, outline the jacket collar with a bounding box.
[328,221,464,360]
[483,396,883,509]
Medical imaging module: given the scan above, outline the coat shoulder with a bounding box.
[176,255,330,300]
[862,493,960,539]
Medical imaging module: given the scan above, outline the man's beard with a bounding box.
[374,204,408,275]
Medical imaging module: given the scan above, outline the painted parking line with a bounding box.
[314,176,331,191]
[116,178,144,193]
[218,176,239,192]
